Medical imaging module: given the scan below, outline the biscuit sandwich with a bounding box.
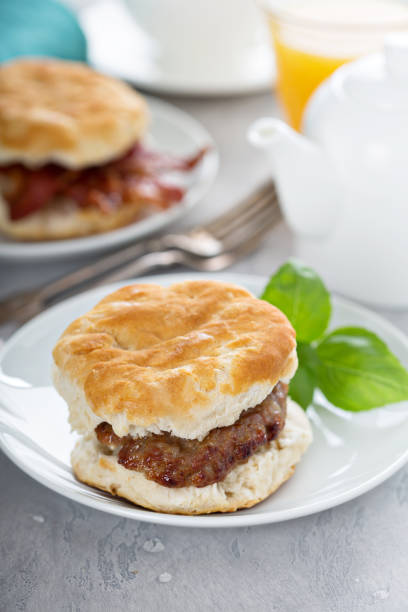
[52,280,312,515]
[0,58,204,241]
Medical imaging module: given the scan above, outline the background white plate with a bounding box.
[80,0,276,96]
[1,272,407,528]
[0,98,218,262]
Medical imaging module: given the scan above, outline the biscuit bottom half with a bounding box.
[71,400,313,515]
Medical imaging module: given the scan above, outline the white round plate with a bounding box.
[1,272,407,528]
[80,1,276,97]
[0,98,218,262]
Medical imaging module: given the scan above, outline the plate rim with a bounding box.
[0,98,219,262]
[1,271,408,528]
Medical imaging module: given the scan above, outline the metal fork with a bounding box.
[0,181,281,324]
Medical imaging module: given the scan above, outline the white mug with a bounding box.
[123,0,268,79]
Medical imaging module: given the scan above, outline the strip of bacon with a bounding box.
[0,144,206,221]
[4,166,64,220]
[116,144,208,175]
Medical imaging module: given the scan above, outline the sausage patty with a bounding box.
[95,382,287,488]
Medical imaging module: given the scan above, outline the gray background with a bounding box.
[1,91,407,611]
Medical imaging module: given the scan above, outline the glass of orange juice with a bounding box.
[265,0,408,130]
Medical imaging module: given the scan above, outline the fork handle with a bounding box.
[80,249,185,287]
[35,236,163,301]
[35,230,219,304]
[1,229,217,322]
[0,236,181,324]
[1,249,185,324]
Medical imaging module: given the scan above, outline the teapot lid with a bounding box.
[339,33,408,111]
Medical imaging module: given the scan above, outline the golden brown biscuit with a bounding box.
[53,280,297,439]
[0,59,148,168]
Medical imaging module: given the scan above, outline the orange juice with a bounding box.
[267,0,408,131]
[272,34,352,131]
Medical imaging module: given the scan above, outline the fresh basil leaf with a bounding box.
[289,343,318,409]
[316,327,408,411]
[261,259,331,342]
[289,364,316,409]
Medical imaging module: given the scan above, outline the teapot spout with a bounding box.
[248,118,340,237]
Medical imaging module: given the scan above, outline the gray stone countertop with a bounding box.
[1,92,407,612]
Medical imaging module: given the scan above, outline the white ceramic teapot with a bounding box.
[249,34,408,308]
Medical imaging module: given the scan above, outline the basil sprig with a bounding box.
[261,260,408,411]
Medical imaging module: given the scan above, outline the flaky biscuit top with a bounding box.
[0,59,148,169]
[53,281,297,439]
